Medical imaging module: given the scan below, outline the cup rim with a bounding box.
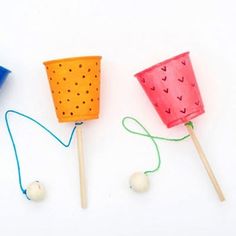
[43,56,102,66]
[134,51,189,78]
[166,107,204,128]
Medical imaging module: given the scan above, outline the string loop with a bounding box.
[122,116,191,175]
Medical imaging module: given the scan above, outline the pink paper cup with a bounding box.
[135,52,204,128]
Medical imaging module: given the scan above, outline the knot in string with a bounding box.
[185,121,194,129]
[75,122,83,126]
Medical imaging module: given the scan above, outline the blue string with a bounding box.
[5,110,83,195]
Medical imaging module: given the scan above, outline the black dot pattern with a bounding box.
[44,56,101,122]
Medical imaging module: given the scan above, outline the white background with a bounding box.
[0,0,235,235]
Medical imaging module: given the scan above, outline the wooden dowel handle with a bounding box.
[185,124,225,201]
[76,125,87,208]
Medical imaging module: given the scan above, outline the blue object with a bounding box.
[0,66,11,88]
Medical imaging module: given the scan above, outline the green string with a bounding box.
[122,116,192,175]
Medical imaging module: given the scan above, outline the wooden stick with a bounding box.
[185,124,225,201]
[76,125,87,208]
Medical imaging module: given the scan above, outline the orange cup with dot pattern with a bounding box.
[43,56,102,122]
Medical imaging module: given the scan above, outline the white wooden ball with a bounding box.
[129,172,149,193]
[26,181,46,201]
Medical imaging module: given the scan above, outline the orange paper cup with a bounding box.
[43,56,102,122]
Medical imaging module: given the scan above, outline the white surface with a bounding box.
[0,0,235,235]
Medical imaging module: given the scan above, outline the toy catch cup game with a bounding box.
[135,52,224,201]
[44,56,102,208]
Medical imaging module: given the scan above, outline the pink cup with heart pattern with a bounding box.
[135,52,204,128]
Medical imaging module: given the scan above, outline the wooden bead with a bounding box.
[26,181,46,201]
[129,172,149,193]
